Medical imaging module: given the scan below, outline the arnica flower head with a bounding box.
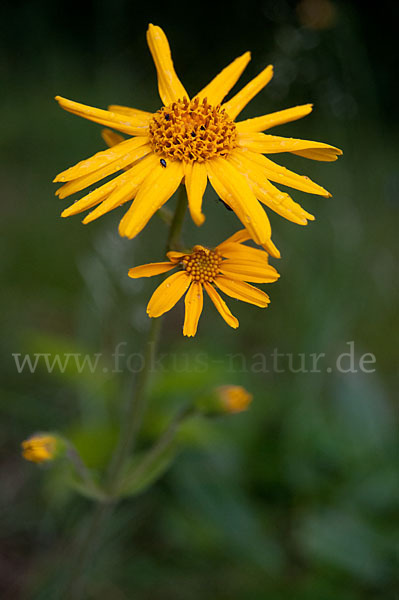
[21,433,58,464]
[128,229,279,337]
[55,24,342,257]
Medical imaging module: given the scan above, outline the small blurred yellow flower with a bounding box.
[195,385,253,415]
[128,229,280,337]
[216,385,253,414]
[54,24,341,254]
[21,434,58,464]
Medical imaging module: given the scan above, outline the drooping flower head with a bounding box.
[128,229,280,337]
[55,24,342,256]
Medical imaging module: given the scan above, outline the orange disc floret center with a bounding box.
[149,97,237,162]
[181,246,221,282]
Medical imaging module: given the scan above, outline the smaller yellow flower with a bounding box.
[128,229,279,337]
[216,385,253,414]
[21,434,57,464]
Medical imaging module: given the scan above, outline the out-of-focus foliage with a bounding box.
[1,1,398,598]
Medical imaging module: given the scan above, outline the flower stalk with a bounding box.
[121,403,195,493]
[166,184,188,251]
[67,186,188,599]
[105,315,162,495]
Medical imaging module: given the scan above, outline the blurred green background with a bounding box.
[1,0,398,598]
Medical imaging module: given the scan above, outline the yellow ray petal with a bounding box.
[219,229,280,258]
[184,161,207,226]
[167,250,187,263]
[237,149,329,197]
[228,151,314,225]
[236,104,313,133]
[147,271,191,318]
[83,154,158,224]
[215,276,270,307]
[219,260,280,283]
[203,282,239,329]
[217,241,270,264]
[102,129,125,148]
[118,160,184,239]
[101,129,135,174]
[108,105,153,120]
[217,229,251,248]
[128,262,176,278]
[56,144,151,199]
[222,65,273,120]
[61,178,118,218]
[194,52,251,105]
[292,148,342,161]
[237,132,342,161]
[54,136,148,183]
[206,158,275,250]
[55,96,150,135]
[261,238,281,258]
[146,24,188,106]
[183,282,203,337]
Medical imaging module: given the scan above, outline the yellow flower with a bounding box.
[216,385,253,414]
[195,384,253,415]
[55,24,342,256]
[128,229,279,337]
[21,433,58,464]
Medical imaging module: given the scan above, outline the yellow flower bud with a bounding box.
[21,433,58,464]
[216,385,253,414]
[196,385,253,416]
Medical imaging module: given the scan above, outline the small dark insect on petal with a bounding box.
[191,131,196,138]
[164,113,170,121]
[200,125,205,131]
[160,159,167,168]
[217,197,233,212]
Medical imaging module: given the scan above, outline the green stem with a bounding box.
[66,501,113,599]
[66,184,188,599]
[106,183,187,493]
[65,318,160,599]
[105,316,162,493]
[66,443,92,483]
[66,442,108,501]
[157,205,173,226]
[126,405,195,488]
[167,184,188,251]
